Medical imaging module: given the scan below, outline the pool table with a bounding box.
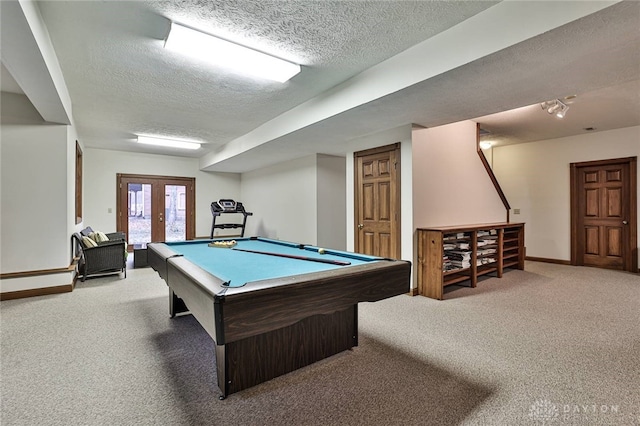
[147,237,411,399]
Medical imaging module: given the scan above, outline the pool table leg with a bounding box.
[169,288,189,318]
[217,304,358,399]
[215,344,228,400]
[353,303,359,346]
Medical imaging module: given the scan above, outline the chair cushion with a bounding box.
[80,227,94,237]
[90,231,110,243]
[82,236,98,248]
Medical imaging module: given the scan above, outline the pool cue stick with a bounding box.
[231,248,351,266]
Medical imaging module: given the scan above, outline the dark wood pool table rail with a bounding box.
[217,260,410,344]
[160,253,410,346]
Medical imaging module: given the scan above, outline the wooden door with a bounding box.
[571,157,637,271]
[354,144,401,259]
[117,174,195,248]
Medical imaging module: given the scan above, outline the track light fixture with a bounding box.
[541,99,569,118]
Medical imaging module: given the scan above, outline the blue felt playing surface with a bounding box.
[164,237,381,287]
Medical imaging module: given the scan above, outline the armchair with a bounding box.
[72,227,127,282]
[80,226,126,242]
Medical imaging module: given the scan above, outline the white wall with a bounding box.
[83,148,241,238]
[345,124,414,265]
[241,155,318,243]
[411,120,507,229]
[0,0,80,292]
[317,155,347,250]
[493,126,640,263]
[67,125,80,240]
[1,92,77,292]
[240,154,347,248]
[1,123,69,274]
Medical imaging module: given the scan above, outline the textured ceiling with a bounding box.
[5,1,640,170]
[196,1,640,172]
[34,0,497,158]
[477,79,640,146]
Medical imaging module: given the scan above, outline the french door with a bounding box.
[117,174,195,249]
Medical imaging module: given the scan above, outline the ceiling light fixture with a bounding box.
[137,135,201,150]
[164,22,301,83]
[479,141,494,150]
[541,99,569,118]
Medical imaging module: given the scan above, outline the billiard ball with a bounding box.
[318,248,326,254]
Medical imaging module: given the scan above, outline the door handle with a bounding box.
[622,220,628,225]
[358,223,364,230]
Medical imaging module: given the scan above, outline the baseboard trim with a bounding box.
[525,256,571,265]
[527,257,639,273]
[1,283,73,301]
[0,261,77,280]
[1,259,78,300]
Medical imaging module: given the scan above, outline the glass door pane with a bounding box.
[128,183,152,246]
[164,184,186,242]
[118,174,194,247]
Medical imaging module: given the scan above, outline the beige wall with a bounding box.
[412,120,507,229]
[493,125,640,263]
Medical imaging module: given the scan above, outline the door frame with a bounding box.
[570,156,637,272]
[116,173,196,247]
[353,143,401,259]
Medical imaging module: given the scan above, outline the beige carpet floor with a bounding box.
[1,261,638,425]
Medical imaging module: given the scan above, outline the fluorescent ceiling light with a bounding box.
[165,22,301,83]
[137,135,201,150]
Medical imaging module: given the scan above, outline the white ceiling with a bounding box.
[1,63,23,95]
[477,79,640,146]
[2,1,639,172]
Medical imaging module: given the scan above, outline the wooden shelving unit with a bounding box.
[417,222,525,300]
